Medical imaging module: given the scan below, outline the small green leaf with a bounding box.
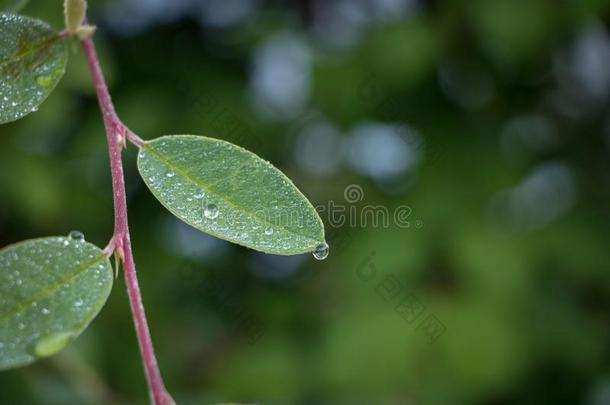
[0,13,68,124]
[0,0,28,12]
[0,237,113,370]
[63,0,85,34]
[137,135,326,256]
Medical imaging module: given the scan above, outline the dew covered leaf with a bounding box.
[0,237,113,370]
[0,0,28,12]
[137,135,326,256]
[0,13,68,124]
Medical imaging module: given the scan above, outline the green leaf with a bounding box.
[0,0,28,12]
[0,237,113,370]
[0,13,68,124]
[63,0,86,34]
[137,135,326,256]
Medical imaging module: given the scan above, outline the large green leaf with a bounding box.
[0,236,113,370]
[0,0,28,12]
[0,13,68,124]
[137,135,327,256]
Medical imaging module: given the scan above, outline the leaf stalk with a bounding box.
[80,23,175,405]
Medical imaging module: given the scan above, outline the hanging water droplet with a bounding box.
[34,332,74,358]
[204,204,219,219]
[313,243,329,260]
[264,227,274,235]
[68,231,85,242]
[166,172,175,178]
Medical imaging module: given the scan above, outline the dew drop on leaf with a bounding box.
[204,204,219,219]
[313,243,329,260]
[264,228,274,236]
[68,231,85,242]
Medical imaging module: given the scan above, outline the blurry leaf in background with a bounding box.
[0,236,113,370]
[0,13,68,124]
[0,0,28,12]
[468,0,557,63]
[137,135,326,255]
[0,154,65,227]
[362,18,442,87]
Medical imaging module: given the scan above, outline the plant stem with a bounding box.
[81,36,174,405]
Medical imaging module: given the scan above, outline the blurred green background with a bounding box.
[2,0,610,404]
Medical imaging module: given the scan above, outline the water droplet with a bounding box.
[74,299,83,308]
[166,172,175,178]
[41,308,50,315]
[68,231,85,242]
[34,332,74,358]
[194,193,205,199]
[18,322,25,330]
[264,228,274,235]
[138,151,145,158]
[204,204,219,219]
[313,243,329,260]
[63,240,70,247]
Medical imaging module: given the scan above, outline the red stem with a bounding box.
[81,36,174,405]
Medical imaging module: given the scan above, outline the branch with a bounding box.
[81,33,175,405]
